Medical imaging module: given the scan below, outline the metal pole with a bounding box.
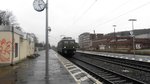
[45,0,49,83]
[132,21,135,58]
[113,25,116,49]
[128,19,136,59]
[11,26,14,66]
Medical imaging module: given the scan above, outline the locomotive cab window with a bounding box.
[70,41,74,44]
[64,41,68,44]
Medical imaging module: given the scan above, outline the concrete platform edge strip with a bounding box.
[54,53,102,84]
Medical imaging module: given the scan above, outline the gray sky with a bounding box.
[0,0,150,46]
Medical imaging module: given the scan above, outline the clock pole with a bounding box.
[33,0,49,83]
[45,0,49,84]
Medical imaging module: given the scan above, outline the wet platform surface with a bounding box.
[16,50,76,84]
[0,50,102,84]
[0,50,77,84]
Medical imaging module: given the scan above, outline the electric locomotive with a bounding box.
[57,37,76,56]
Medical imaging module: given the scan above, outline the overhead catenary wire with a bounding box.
[110,0,131,13]
[73,0,98,24]
[95,1,150,28]
[96,0,131,21]
[72,0,89,20]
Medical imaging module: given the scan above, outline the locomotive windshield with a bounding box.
[70,41,75,44]
[63,40,75,44]
[64,41,69,44]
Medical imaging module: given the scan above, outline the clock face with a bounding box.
[33,0,45,12]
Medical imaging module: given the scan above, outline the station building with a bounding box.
[0,25,36,65]
[79,29,150,54]
[92,36,150,51]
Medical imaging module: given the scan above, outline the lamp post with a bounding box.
[128,19,137,59]
[113,25,117,49]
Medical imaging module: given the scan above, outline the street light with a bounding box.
[113,25,117,49]
[128,19,137,59]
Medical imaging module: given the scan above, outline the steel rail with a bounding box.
[81,53,150,73]
[70,57,145,84]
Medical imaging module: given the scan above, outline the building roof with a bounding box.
[0,25,23,36]
[106,28,150,37]
[79,32,90,37]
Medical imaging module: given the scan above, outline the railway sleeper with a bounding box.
[101,74,114,77]
[106,77,121,81]
[115,81,133,84]
[102,75,116,78]
[112,79,127,84]
[124,82,133,84]
[100,72,112,74]
[103,76,118,80]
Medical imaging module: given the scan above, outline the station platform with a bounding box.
[15,50,101,84]
[77,50,150,63]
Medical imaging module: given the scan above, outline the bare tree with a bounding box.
[0,10,17,26]
[0,10,5,25]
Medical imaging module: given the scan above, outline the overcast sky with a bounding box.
[0,0,150,46]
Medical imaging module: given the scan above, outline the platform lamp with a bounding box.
[113,25,117,49]
[128,19,137,59]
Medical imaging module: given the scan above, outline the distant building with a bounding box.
[79,29,150,52]
[79,32,90,50]
[136,33,150,38]
[78,32,103,50]
[97,29,150,52]
[92,36,150,51]
[106,28,150,38]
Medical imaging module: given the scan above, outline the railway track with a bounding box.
[81,53,150,72]
[68,52,150,84]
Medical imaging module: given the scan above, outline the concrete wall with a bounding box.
[26,34,35,57]
[13,32,20,63]
[19,39,28,60]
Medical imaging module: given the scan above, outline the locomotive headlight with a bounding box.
[64,46,66,48]
[73,46,75,48]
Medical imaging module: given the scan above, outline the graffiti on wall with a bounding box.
[0,38,12,62]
